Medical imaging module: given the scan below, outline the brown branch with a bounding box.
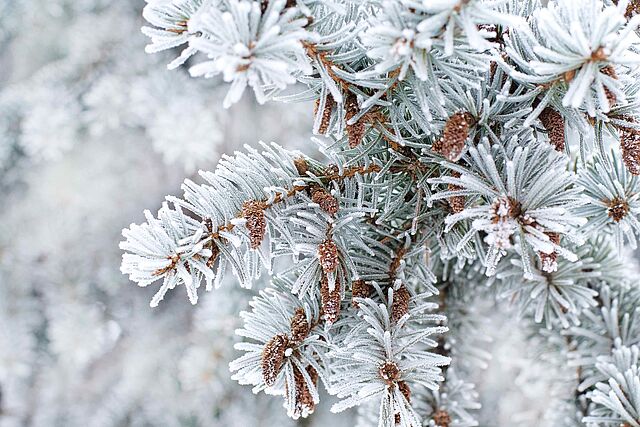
[303,41,350,91]
[322,163,382,181]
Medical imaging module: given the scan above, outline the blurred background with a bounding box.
[0,1,576,426]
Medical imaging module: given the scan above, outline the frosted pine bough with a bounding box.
[121,0,640,425]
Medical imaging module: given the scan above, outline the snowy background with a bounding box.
[0,1,574,426]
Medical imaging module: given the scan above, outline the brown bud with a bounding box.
[620,125,640,175]
[447,185,466,214]
[538,107,565,152]
[491,196,521,222]
[351,279,372,308]
[290,307,310,343]
[294,157,309,176]
[623,0,640,17]
[324,164,339,178]
[262,334,289,386]
[607,197,630,222]
[287,365,318,418]
[378,360,402,386]
[320,275,341,324]
[347,122,366,149]
[447,171,465,214]
[345,92,365,148]
[315,93,333,135]
[434,112,474,161]
[242,200,267,249]
[432,409,452,427]
[391,286,410,324]
[318,239,339,273]
[311,190,339,215]
[298,366,318,409]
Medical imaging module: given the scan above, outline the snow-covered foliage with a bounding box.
[6,0,640,426]
[116,0,640,427]
[116,0,640,425]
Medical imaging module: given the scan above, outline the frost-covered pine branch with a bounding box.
[120,0,640,425]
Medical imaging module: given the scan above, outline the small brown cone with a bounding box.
[351,279,372,308]
[538,107,565,152]
[607,197,630,222]
[318,239,339,273]
[298,366,318,411]
[311,190,339,215]
[315,93,333,135]
[447,171,465,214]
[614,0,640,17]
[447,184,466,214]
[378,360,405,425]
[391,286,410,323]
[242,201,267,249]
[378,360,402,386]
[290,307,310,343]
[320,275,341,324]
[324,164,339,178]
[620,125,640,175]
[262,334,289,386]
[345,92,366,148]
[434,112,474,161]
[432,409,452,427]
[287,365,318,418]
[294,157,309,176]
